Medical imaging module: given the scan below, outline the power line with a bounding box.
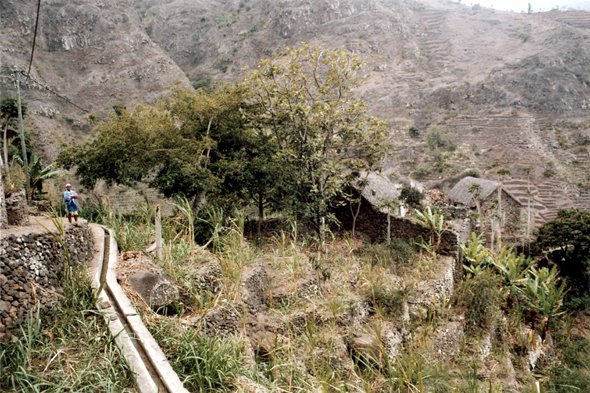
[1,72,98,117]
[26,0,42,81]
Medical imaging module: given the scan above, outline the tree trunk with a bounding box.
[350,198,361,237]
[257,190,264,235]
[387,211,391,243]
[3,117,10,170]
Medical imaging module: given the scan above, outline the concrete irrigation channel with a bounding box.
[89,224,189,393]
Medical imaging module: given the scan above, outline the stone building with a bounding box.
[447,176,523,235]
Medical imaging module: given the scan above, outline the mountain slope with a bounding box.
[0,0,190,159]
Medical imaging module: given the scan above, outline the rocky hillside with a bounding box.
[0,0,190,159]
[2,0,590,216]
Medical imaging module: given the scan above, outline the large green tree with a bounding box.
[57,85,278,214]
[536,208,590,312]
[243,44,388,238]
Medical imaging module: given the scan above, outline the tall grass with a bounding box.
[0,250,135,392]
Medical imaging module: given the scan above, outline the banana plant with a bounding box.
[517,265,568,341]
[15,153,69,197]
[461,232,493,265]
[414,206,445,255]
[492,247,532,300]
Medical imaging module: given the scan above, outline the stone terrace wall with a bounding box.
[0,223,94,341]
[334,197,459,255]
[333,198,463,283]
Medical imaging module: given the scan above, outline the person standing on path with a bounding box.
[64,183,79,223]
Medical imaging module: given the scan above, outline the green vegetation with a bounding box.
[408,126,420,138]
[425,125,456,151]
[28,43,589,393]
[151,321,249,392]
[517,31,531,42]
[536,208,590,314]
[15,152,69,199]
[59,44,388,241]
[0,214,135,391]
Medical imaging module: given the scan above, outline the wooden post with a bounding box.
[155,205,163,260]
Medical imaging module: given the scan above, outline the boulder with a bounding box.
[128,271,179,312]
[242,264,268,312]
[346,333,382,367]
[6,191,29,226]
[381,322,404,362]
[193,261,222,294]
[433,321,464,362]
[203,306,241,337]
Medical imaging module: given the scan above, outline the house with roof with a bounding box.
[447,176,524,234]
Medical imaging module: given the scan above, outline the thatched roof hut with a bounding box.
[359,172,401,207]
[447,176,522,207]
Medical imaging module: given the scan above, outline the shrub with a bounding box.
[399,186,424,208]
[456,269,502,335]
[409,126,420,137]
[192,80,209,90]
[543,167,556,177]
[426,125,456,151]
[464,168,481,178]
[1,164,25,195]
[517,32,530,42]
[413,165,432,180]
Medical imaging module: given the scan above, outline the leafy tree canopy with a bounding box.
[242,43,389,228]
[536,208,590,267]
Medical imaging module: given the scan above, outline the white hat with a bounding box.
[66,183,71,188]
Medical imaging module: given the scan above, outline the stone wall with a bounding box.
[6,191,29,226]
[0,223,94,341]
[0,177,7,228]
[481,190,523,235]
[333,197,460,256]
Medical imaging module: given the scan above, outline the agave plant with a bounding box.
[15,153,69,197]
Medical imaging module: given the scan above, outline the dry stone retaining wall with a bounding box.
[0,223,94,341]
[333,197,460,256]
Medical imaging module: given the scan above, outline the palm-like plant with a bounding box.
[414,206,445,255]
[15,153,69,197]
[518,266,567,340]
[492,247,532,301]
[461,232,493,269]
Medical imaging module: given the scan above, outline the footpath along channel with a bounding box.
[88,224,189,393]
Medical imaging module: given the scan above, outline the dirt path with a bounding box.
[0,215,88,238]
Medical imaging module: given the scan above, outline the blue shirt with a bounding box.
[64,190,78,207]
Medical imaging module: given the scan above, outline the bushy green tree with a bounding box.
[536,208,590,313]
[243,43,388,237]
[425,125,455,151]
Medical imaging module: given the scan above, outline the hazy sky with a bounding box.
[465,0,588,12]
